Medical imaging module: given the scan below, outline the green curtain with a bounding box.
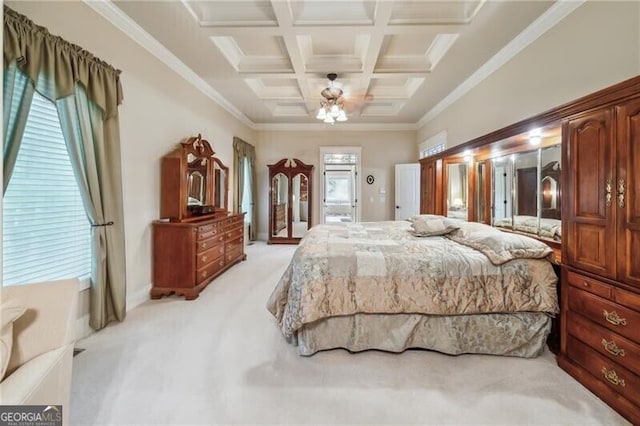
[233,137,257,240]
[56,86,126,329]
[3,6,126,329]
[3,61,34,193]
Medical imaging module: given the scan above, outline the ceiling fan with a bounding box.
[316,73,347,124]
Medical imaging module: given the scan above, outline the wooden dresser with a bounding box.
[559,94,640,423]
[152,213,246,300]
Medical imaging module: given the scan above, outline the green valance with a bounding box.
[3,6,123,119]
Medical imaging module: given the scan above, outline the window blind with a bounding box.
[3,91,91,285]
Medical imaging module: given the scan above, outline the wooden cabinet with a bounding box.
[268,158,313,244]
[560,96,640,423]
[152,213,246,300]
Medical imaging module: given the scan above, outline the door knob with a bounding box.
[396,205,400,209]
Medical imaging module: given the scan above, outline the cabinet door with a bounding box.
[420,160,436,214]
[616,98,640,288]
[564,109,617,278]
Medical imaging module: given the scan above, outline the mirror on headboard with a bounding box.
[445,162,469,220]
[491,142,561,241]
[160,134,229,222]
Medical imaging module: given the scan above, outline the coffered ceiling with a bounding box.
[89,1,582,129]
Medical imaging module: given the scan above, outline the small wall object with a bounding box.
[366,174,374,185]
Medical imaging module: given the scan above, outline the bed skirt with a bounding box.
[294,312,552,357]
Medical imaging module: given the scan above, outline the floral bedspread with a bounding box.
[267,221,558,338]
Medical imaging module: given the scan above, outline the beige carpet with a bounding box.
[71,242,629,425]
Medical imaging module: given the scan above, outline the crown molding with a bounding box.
[83,0,255,129]
[254,122,418,132]
[416,0,585,130]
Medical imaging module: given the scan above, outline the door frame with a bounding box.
[319,146,362,224]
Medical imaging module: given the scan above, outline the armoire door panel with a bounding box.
[572,223,608,272]
[566,109,616,278]
[617,98,640,288]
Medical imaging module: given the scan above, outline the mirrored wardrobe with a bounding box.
[268,158,314,244]
[491,143,561,241]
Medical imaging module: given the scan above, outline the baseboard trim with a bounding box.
[127,283,151,312]
[75,314,93,341]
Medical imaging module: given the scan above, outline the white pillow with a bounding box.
[411,217,460,236]
[1,298,26,380]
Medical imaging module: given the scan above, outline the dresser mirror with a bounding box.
[268,158,314,244]
[160,134,229,222]
[213,158,229,212]
[445,162,468,220]
[187,154,208,207]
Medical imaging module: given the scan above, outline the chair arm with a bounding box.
[1,279,79,374]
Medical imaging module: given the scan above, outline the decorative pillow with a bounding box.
[1,298,25,380]
[407,214,446,223]
[411,217,460,236]
[447,229,553,265]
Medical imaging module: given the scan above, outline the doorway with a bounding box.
[320,147,361,224]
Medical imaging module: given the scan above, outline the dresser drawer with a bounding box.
[568,285,640,343]
[567,271,612,299]
[567,311,640,377]
[226,226,244,240]
[197,224,219,241]
[196,257,226,285]
[567,335,640,408]
[197,234,225,252]
[196,244,225,269]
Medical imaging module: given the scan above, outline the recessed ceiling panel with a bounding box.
[212,36,293,73]
[268,102,310,117]
[368,77,425,99]
[389,0,484,25]
[383,34,435,56]
[183,1,277,26]
[310,33,357,56]
[233,35,287,56]
[360,102,405,117]
[245,78,302,100]
[288,0,377,25]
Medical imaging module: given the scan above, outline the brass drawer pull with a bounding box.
[219,236,224,242]
[219,247,224,254]
[219,260,224,267]
[601,367,625,387]
[201,271,207,278]
[603,310,627,326]
[601,339,625,357]
[201,242,208,249]
[202,255,208,263]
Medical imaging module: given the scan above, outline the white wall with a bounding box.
[6,1,256,324]
[257,130,417,239]
[418,1,640,148]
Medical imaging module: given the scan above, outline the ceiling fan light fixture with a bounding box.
[317,73,347,124]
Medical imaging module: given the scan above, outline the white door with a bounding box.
[395,163,420,220]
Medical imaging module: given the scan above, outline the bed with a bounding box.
[267,218,559,357]
[493,215,562,241]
